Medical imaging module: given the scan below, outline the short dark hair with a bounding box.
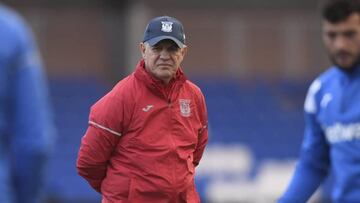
[322,0,360,23]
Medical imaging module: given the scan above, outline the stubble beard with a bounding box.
[330,51,360,72]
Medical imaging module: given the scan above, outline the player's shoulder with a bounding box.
[183,80,207,106]
[109,73,138,99]
[304,67,339,113]
[91,75,134,110]
[317,66,339,83]
[0,5,30,37]
[308,66,338,92]
[184,80,204,95]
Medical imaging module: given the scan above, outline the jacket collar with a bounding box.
[134,59,187,98]
[335,63,360,78]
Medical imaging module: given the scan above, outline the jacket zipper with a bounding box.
[167,96,178,193]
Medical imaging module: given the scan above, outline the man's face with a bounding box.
[323,13,360,70]
[140,39,187,84]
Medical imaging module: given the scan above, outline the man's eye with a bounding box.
[343,31,356,39]
[168,46,180,52]
[152,47,162,51]
[327,32,336,39]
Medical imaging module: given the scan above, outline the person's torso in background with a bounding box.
[316,66,360,202]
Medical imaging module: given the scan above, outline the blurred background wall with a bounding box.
[3,0,333,202]
[7,0,331,81]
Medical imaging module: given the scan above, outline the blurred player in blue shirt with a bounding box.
[279,0,360,202]
[0,4,55,203]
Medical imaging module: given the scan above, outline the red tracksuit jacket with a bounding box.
[77,60,208,203]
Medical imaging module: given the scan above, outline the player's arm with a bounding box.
[278,80,330,203]
[77,124,120,193]
[193,92,209,167]
[9,13,55,203]
[77,92,126,193]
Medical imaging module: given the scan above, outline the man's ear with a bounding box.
[139,42,146,58]
[181,46,188,58]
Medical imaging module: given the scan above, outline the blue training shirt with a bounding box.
[279,65,360,203]
[0,4,55,203]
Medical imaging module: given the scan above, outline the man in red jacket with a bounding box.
[77,16,208,203]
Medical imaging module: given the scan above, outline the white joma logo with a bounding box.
[142,105,154,112]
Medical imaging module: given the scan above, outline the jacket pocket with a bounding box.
[101,174,131,201]
[128,177,176,202]
[180,180,200,203]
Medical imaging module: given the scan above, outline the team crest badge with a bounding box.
[161,21,173,32]
[179,99,191,117]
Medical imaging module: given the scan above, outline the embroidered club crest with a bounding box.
[179,99,191,117]
[161,21,173,32]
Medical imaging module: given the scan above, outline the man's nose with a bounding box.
[334,36,348,50]
[159,50,170,59]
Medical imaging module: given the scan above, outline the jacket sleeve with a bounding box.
[76,92,126,193]
[193,91,209,167]
[9,12,55,203]
[278,80,330,203]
